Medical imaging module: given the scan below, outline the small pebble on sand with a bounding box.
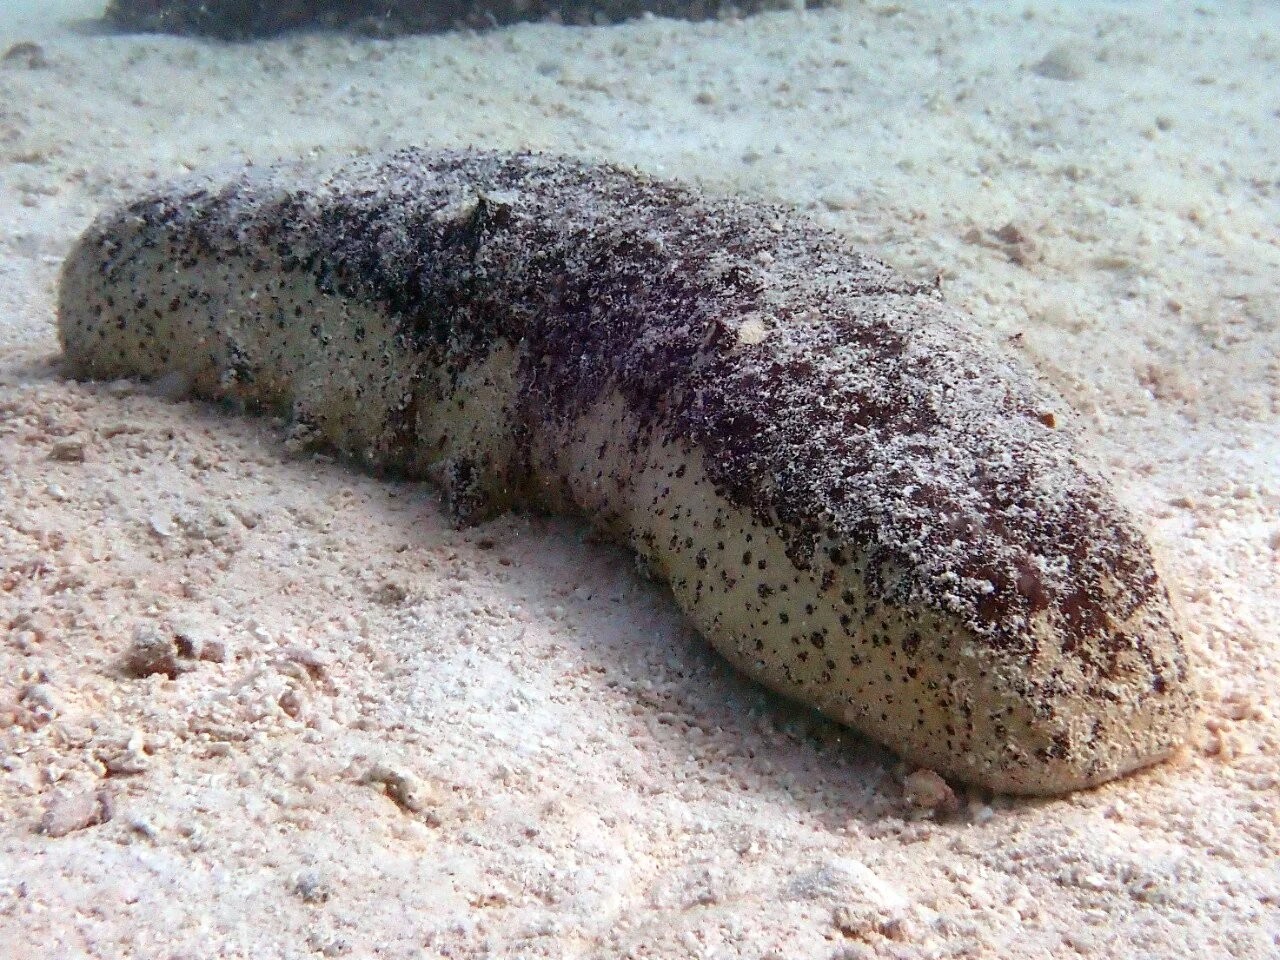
[902,769,959,814]
[1032,45,1084,81]
[362,763,440,820]
[2,41,49,69]
[39,788,112,837]
[48,440,86,462]
[121,628,179,679]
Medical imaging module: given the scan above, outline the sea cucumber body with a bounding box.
[58,149,1194,793]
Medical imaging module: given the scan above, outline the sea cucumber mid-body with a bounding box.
[57,148,1195,794]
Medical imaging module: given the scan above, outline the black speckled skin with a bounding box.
[58,148,1195,793]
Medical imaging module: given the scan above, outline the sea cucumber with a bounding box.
[103,0,828,39]
[58,148,1194,794]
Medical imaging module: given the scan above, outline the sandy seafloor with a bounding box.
[0,0,1277,956]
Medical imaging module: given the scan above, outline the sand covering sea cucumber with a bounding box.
[58,148,1194,794]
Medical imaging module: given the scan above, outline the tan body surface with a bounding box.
[58,148,1195,793]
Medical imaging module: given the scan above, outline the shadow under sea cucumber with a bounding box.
[57,147,1195,794]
